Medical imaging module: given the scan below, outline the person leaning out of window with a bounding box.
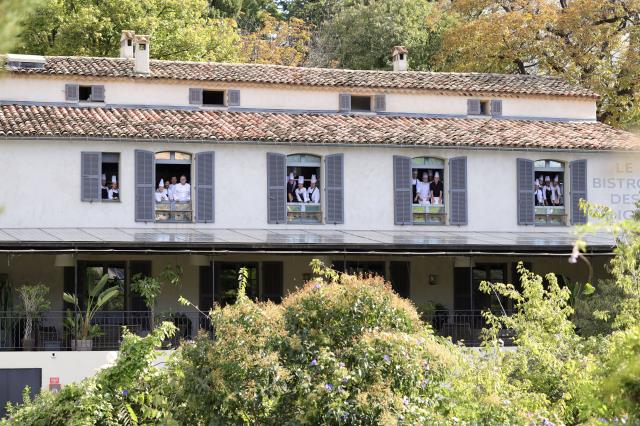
[430,171,443,205]
[307,175,320,204]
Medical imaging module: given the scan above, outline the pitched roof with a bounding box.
[5,56,598,99]
[1,104,637,150]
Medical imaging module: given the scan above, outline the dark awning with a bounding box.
[0,228,614,255]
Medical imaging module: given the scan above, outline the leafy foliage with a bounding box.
[131,264,182,330]
[15,0,242,61]
[63,274,121,340]
[16,283,50,341]
[311,0,454,70]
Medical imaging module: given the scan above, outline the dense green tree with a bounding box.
[278,0,345,29]
[210,0,281,31]
[0,0,38,53]
[310,0,455,70]
[435,0,640,129]
[15,0,242,61]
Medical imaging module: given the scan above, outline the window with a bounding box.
[411,157,445,225]
[78,85,105,102]
[534,159,566,226]
[332,261,386,277]
[202,90,225,106]
[467,99,501,116]
[155,151,192,222]
[286,154,322,224]
[215,263,259,306]
[351,95,372,112]
[101,153,120,201]
[81,152,120,202]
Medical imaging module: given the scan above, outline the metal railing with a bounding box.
[0,310,209,351]
[425,310,515,346]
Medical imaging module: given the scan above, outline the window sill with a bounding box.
[101,199,121,203]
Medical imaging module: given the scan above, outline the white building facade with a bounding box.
[0,36,638,405]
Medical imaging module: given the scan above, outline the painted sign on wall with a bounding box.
[591,160,640,220]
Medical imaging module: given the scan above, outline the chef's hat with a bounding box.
[434,171,440,178]
[298,176,305,184]
[535,179,540,186]
[159,178,164,188]
[102,174,106,182]
[289,173,295,180]
[545,175,551,182]
[310,175,317,184]
[554,175,559,182]
[111,175,117,184]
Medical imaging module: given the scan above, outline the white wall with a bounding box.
[0,75,597,120]
[0,140,638,230]
[0,351,117,390]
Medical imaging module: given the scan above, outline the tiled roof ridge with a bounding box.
[1,103,637,150]
[34,55,568,80]
[3,54,598,98]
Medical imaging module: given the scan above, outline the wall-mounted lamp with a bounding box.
[428,274,438,286]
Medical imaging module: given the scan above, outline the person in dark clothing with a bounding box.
[286,173,297,202]
[411,169,419,203]
[430,171,444,205]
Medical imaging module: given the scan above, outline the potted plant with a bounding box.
[132,265,182,331]
[16,283,50,351]
[63,274,121,351]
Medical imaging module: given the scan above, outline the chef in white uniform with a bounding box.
[173,175,191,202]
[543,176,552,206]
[295,175,309,203]
[535,179,544,206]
[101,174,109,199]
[308,175,320,203]
[107,175,119,200]
[155,179,169,202]
[416,172,430,205]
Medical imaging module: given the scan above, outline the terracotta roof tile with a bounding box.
[1,104,637,150]
[5,56,598,98]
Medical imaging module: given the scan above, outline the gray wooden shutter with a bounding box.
[80,152,101,202]
[339,93,351,112]
[189,88,203,105]
[570,159,587,224]
[267,152,286,224]
[227,89,241,106]
[490,99,502,116]
[195,151,215,223]
[325,153,344,224]
[135,150,155,222]
[91,85,105,102]
[374,94,386,112]
[393,155,412,225]
[517,158,534,225]
[65,84,79,102]
[449,156,467,225]
[467,99,481,115]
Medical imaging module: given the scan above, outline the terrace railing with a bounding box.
[426,309,515,346]
[0,310,210,351]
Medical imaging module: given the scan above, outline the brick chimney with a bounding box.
[392,46,408,72]
[134,35,151,74]
[120,30,135,59]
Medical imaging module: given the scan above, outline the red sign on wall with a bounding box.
[49,377,60,385]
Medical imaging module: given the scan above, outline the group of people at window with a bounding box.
[286,173,320,204]
[412,169,444,205]
[155,176,191,203]
[101,174,119,200]
[534,175,563,206]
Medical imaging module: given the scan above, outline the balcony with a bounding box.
[0,310,208,351]
[0,309,512,351]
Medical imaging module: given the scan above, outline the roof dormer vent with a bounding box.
[120,30,135,59]
[391,46,408,72]
[5,54,46,70]
[134,35,151,74]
